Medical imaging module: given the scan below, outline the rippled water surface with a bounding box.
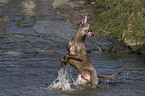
[0,0,145,96]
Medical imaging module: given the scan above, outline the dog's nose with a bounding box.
[88,31,95,37]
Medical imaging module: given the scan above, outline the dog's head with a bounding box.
[78,15,95,37]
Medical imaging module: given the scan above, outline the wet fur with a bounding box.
[61,16,121,88]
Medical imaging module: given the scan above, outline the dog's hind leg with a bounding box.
[80,69,98,88]
[91,71,98,88]
[75,74,88,84]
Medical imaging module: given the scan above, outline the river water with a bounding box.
[0,0,145,96]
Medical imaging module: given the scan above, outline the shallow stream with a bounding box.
[0,0,145,96]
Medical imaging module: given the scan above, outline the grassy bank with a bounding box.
[92,0,145,52]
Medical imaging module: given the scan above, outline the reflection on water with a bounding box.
[21,0,36,16]
[52,0,70,8]
[0,0,9,5]
[52,0,85,8]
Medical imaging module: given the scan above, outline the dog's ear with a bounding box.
[78,15,89,24]
[84,16,88,24]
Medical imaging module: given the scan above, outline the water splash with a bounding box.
[48,68,72,90]
[48,67,88,91]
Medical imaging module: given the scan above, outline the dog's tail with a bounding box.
[97,72,122,80]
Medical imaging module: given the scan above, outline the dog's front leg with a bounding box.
[67,53,84,61]
[68,48,86,62]
[61,51,69,68]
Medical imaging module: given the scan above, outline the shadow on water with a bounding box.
[0,0,145,96]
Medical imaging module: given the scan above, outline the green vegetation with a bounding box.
[92,0,145,50]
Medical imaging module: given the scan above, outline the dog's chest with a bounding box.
[69,43,86,54]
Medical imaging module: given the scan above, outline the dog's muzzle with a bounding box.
[88,31,95,37]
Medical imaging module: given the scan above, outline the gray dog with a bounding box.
[61,15,121,88]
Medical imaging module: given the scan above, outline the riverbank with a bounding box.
[90,0,145,54]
